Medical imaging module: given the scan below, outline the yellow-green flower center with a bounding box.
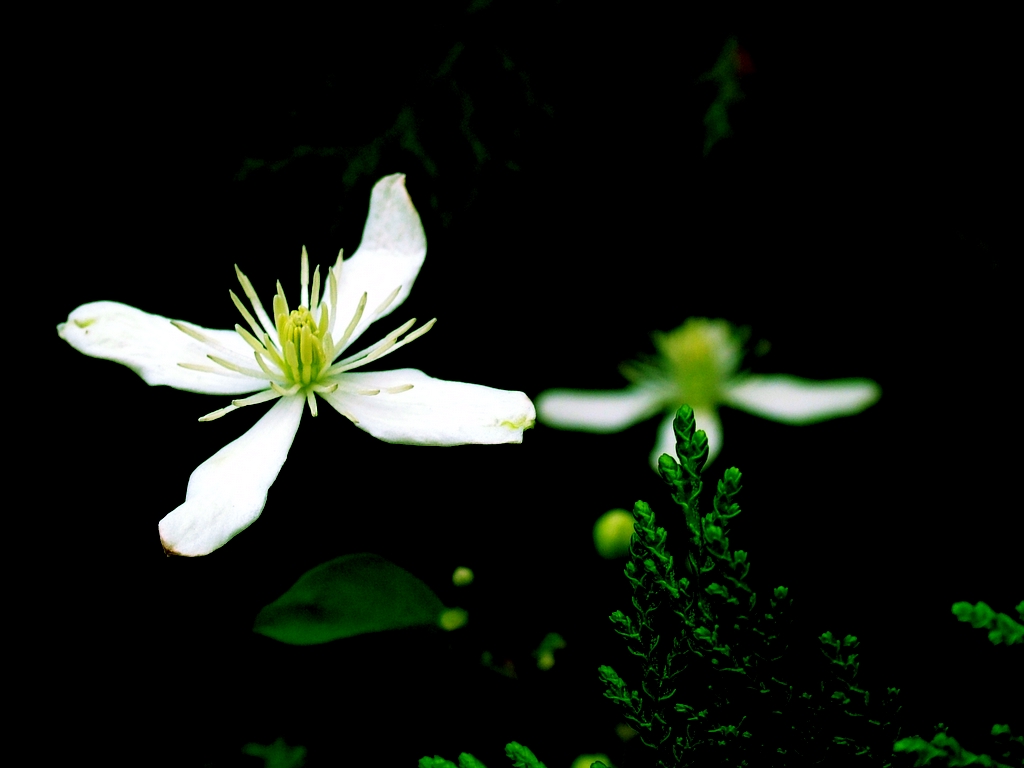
[274,302,330,388]
[652,318,741,409]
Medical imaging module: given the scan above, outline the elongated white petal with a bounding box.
[321,368,535,445]
[330,175,427,352]
[723,375,880,425]
[650,406,723,470]
[536,385,669,433]
[58,301,267,395]
[158,396,304,556]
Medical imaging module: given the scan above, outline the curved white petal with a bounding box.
[57,301,268,395]
[321,368,535,445]
[723,375,880,425]
[650,407,723,471]
[536,385,668,433]
[158,396,304,556]
[331,174,428,352]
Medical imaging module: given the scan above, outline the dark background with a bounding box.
[38,4,1017,766]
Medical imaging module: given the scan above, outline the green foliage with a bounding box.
[419,742,609,768]
[894,724,1022,767]
[892,601,1023,767]
[599,405,904,767]
[253,553,444,644]
[241,737,306,768]
[699,37,747,156]
[951,601,1024,646]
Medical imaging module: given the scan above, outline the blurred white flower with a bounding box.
[58,174,535,556]
[536,318,878,469]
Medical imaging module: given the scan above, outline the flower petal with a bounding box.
[321,368,535,445]
[57,301,268,395]
[536,385,668,433]
[158,396,304,556]
[723,375,880,425]
[650,407,722,470]
[331,174,427,352]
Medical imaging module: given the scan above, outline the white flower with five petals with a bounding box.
[58,174,535,556]
[536,317,878,469]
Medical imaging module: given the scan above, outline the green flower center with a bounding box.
[274,303,330,388]
[652,318,741,409]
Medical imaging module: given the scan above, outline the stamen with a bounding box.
[172,320,262,368]
[331,291,367,360]
[327,267,340,337]
[232,390,282,408]
[373,318,436,361]
[306,390,318,417]
[357,389,381,396]
[344,318,417,364]
[273,294,288,342]
[332,318,436,373]
[312,382,338,394]
[284,340,300,378]
[310,265,322,311]
[177,362,248,377]
[254,350,284,378]
[234,324,267,353]
[372,285,402,318]
[199,404,239,422]
[321,329,335,364]
[385,384,415,394]
[170,320,211,344]
[230,290,265,340]
[207,355,278,381]
[300,245,310,309]
[262,334,288,372]
[276,280,289,316]
[270,381,303,397]
[234,265,277,339]
[334,248,344,273]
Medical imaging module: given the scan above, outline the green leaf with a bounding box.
[254,553,445,645]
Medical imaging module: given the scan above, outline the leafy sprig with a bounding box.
[599,405,903,766]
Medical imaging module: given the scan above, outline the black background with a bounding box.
[36,4,1017,766]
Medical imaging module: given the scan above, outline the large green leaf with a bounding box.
[253,553,445,645]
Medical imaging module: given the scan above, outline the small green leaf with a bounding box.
[254,553,445,645]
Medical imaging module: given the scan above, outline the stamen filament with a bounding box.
[270,381,303,397]
[234,264,277,339]
[312,382,339,394]
[273,294,287,342]
[276,280,289,316]
[232,390,282,408]
[300,245,310,309]
[199,404,239,422]
[172,321,262,368]
[310,265,321,311]
[306,391,318,417]
[230,290,265,341]
[262,334,288,372]
[254,350,284,378]
[331,291,366,361]
[284,340,300,377]
[327,267,340,338]
[207,355,279,381]
[177,362,249,377]
[338,318,417,366]
[372,285,402,318]
[234,324,267,353]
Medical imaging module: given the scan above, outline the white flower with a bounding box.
[536,318,879,469]
[58,174,535,556]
